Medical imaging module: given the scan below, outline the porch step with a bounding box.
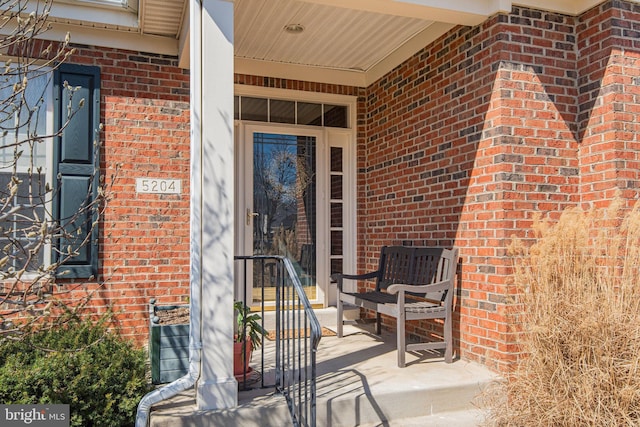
[149,390,292,427]
[314,314,496,426]
[150,363,491,427]
[358,409,487,427]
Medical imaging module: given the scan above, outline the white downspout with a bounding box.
[135,0,204,425]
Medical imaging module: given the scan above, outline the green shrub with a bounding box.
[0,317,152,427]
[486,199,640,426]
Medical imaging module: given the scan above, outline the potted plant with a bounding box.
[233,300,267,378]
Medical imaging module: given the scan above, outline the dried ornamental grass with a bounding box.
[486,199,640,426]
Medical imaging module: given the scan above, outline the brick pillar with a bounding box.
[577,1,640,205]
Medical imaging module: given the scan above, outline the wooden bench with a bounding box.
[333,246,458,367]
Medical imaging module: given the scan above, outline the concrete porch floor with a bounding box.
[149,308,500,427]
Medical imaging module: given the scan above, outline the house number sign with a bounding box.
[136,178,181,195]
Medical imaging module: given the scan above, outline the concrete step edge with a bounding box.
[357,408,488,427]
[315,374,491,426]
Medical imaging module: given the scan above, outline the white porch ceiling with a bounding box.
[40,0,614,86]
[233,0,493,85]
[234,0,436,73]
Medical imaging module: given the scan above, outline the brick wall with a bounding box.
[361,0,640,371]
[577,1,640,205]
[458,7,582,370]
[63,47,191,345]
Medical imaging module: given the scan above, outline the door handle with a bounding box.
[246,209,259,225]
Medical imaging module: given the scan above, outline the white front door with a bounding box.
[239,124,323,305]
[234,90,356,308]
[236,123,355,306]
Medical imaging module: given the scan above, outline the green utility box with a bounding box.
[149,299,190,384]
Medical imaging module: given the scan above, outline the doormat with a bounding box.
[266,327,336,341]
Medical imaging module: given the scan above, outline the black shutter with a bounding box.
[53,64,100,279]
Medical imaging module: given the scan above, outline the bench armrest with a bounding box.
[386,280,451,295]
[386,280,452,312]
[331,271,379,292]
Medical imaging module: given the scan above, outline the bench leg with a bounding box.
[376,313,381,335]
[444,312,453,363]
[337,297,343,338]
[397,311,406,368]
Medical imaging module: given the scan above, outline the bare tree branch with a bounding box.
[0,0,114,336]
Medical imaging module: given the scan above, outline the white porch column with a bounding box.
[190,0,237,410]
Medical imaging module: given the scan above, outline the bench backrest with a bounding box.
[377,246,458,301]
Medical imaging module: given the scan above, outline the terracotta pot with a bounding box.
[233,339,252,377]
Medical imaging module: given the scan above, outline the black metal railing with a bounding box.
[235,255,321,427]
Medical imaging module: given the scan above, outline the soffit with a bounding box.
[48,0,186,37]
[139,0,187,37]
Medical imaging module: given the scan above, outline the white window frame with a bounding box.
[0,62,54,274]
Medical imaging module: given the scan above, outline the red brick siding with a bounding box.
[363,8,583,371]
[359,1,640,372]
[63,47,191,345]
[234,75,361,97]
[577,1,640,205]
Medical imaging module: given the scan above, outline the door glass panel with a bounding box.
[330,175,342,199]
[330,231,343,255]
[241,97,268,121]
[331,258,343,277]
[330,202,342,228]
[324,105,348,128]
[297,102,322,126]
[236,97,348,128]
[329,146,344,278]
[270,99,295,124]
[330,146,343,171]
[234,96,239,120]
[253,133,316,302]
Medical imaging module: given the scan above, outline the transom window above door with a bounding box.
[234,96,348,128]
